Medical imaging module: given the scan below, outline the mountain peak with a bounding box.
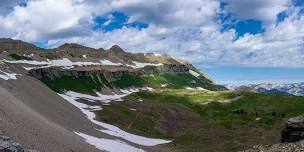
[58,43,90,49]
[0,38,41,52]
[108,45,125,54]
[0,38,15,42]
[56,43,97,53]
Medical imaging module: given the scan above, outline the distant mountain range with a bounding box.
[229,83,304,96]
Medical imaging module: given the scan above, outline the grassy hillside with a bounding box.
[145,73,225,90]
[9,53,32,60]
[40,73,226,93]
[38,70,304,151]
[40,75,111,93]
[95,90,304,152]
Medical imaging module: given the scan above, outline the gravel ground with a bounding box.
[243,141,304,152]
[0,130,38,152]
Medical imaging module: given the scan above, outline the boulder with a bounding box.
[281,116,304,142]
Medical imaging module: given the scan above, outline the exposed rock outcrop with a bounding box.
[28,67,136,81]
[281,116,304,143]
[28,63,194,81]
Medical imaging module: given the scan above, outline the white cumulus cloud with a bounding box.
[222,0,290,26]
[0,0,303,68]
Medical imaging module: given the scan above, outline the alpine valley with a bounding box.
[1,38,304,152]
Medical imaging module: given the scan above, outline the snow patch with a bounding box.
[129,108,137,111]
[75,132,144,152]
[64,90,136,103]
[23,53,34,58]
[89,106,103,111]
[4,58,100,70]
[196,87,207,91]
[154,53,162,57]
[128,61,163,69]
[59,90,171,146]
[97,124,171,146]
[218,96,243,104]
[100,59,123,66]
[185,87,195,90]
[4,59,49,65]
[189,70,200,77]
[0,70,19,80]
[4,58,164,70]
[161,84,168,88]
[185,87,208,91]
[142,87,154,91]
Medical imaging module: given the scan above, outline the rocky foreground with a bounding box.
[0,131,37,152]
[244,116,304,152]
[281,116,304,143]
[243,141,304,152]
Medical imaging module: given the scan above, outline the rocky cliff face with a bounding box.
[28,67,135,81]
[28,63,195,81]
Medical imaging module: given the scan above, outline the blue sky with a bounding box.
[0,0,303,84]
[93,12,148,32]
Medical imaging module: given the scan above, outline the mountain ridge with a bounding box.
[230,82,304,96]
[0,38,225,91]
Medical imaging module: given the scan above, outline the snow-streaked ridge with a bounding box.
[100,59,123,66]
[4,58,163,70]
